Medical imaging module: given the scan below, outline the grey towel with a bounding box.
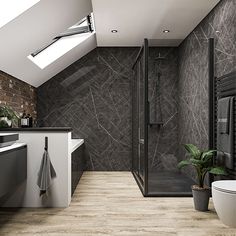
[217,96,234,169]
[37,150,56,196]
[217,97,231,134]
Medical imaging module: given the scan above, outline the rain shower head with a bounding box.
[154,53,165,77]
[155,53,166,61]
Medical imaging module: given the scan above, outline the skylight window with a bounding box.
[0,0,40,29]
[28,13,95,69]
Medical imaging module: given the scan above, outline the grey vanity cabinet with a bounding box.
[0,145,27,198]
[71,143,85,196]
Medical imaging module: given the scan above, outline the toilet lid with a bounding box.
[212,181,236,194]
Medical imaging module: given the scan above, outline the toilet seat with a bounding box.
[212,180,236,194]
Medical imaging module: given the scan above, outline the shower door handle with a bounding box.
[147,101,150,124]
[139,139,144,145]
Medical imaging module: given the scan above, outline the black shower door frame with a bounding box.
[132,38,215,197]
[132,38,149,196]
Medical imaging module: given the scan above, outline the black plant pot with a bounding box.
[192,185,211,211]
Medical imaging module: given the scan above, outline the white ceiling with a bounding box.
[0,0,220,87]
[0,0,40,29]
[92,0,220,46]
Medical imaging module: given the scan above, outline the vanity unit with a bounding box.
[0,133,19,148]
[0,142,27,200]
[0,127,84,207]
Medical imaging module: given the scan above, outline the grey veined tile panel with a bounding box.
[37,47,139,170]
[37,0,235,173]
[148,47,179,172]
[178,0,236,181]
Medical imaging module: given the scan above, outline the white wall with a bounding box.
[2,132,71,207]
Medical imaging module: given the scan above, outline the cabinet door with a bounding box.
[0,146,27,198]
[71,144,85,196]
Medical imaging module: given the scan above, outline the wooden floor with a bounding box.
[0,172,235,236]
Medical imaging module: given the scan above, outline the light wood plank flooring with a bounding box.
[0,172,235,236]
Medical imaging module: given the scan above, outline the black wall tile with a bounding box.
[178,0,236,180]
[38,47,139,170]
[37,0,235,174]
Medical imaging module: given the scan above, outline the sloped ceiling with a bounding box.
[0,0,220,87]
[92,0,220,46]
[0,0,96,87]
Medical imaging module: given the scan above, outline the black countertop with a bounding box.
[0,127,72,132]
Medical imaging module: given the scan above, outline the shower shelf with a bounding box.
[149,122,163,127]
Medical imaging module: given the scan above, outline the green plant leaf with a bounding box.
[0,106,19,121]
[189,158,204,165]
[209,167,228,175]
[177,160,191,169]
[201,155,213,164]
[0,119,9,128]
[201,150,216,161]
[183,144,201,159]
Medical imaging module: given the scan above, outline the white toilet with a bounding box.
[212,180,236,228]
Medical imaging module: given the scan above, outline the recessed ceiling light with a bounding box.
[163,30,170,33]
[111,30,118,33]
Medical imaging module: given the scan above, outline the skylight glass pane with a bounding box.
[0,0,40,29]
[75,20,88,28]
[28,32,95,69]
[69,17,88,29]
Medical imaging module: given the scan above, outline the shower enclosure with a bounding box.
[132,39,195,196]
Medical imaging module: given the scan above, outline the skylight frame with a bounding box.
[28,13,95,70]
[31,14,94,58]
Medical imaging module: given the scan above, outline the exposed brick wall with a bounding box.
[0,71,37,120]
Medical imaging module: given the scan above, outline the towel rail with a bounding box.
[45,137,48,151]
[214,71,236,178]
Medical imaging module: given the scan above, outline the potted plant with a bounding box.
[178,144,227,212]
[0,106,19,128]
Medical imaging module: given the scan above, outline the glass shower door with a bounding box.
[132,39,149,194]
[138,58,145,181]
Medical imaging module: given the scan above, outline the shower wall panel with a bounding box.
[178,0,236,181]
[148,48,179,171]
[37,47,138,171]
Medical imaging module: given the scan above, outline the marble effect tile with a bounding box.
[178,0,236,180]
[38,48,139,170]
[148,48,179,171]
[37,0,235,174]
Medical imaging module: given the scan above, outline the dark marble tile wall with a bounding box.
[148,48,179,172]
[37,47,138,170]
[178,0,236,180]
[37,0,235,174]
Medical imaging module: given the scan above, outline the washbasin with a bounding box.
[0,133,19,148]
